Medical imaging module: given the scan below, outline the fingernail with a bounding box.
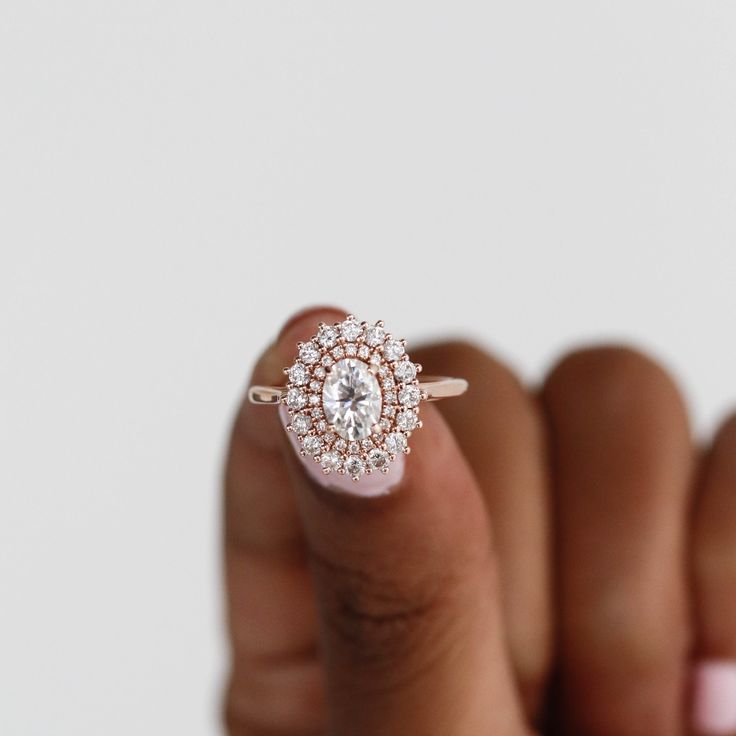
[692,660,736,734]
[279,405,405,497]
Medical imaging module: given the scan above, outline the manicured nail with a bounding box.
[279,405,405,497]
[693,660,736,734]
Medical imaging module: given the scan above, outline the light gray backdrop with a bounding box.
[2,2,735,734]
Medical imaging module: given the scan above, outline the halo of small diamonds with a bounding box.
[283,315,423,481]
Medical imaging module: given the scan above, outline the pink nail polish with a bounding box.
[693,660,736,734]
[279,405,404,497]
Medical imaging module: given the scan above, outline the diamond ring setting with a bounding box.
[248,315,468,481]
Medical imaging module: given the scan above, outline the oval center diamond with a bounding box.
[322,358,382,441]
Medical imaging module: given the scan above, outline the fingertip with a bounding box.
[250,307,348,384]
[277,305,347,348]
[544,344,683,399]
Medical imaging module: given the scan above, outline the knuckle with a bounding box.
[310,549,452,673]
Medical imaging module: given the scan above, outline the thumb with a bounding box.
[275,310,528,736]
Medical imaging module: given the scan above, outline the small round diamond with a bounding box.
[385,432,407,454]
[317,325,338,348]
[321,450,340,471]
[341,319,363,342]
[397,409,418,431]
[288,363,309,385]
[367,448,389,469]
[364,325,385,347]
[399,385,421,408]
[299,342,320,365]
[291,414,311,435]
[303,435,323,456]
[286,388,307,410]
[383,339,405,362]
[394,360,417,382]
[344,455,365,478]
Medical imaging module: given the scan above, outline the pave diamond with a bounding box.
[364,325,385,347]
[399,385,421,407]
[286,388,307,410]
[321,450,340,471]
[341,319,363,342]
[303,435,323,456]
[385,432,407,454]
[322,358,382,441]
[367,448,389,469]
[317,325,338,348]
[394,360,417,382]
[383,339,405,361]
[396,409,418,431]
[288,363,309,385]
[344,455,365,478]
[299,342,320,364]
[291,414,311,435]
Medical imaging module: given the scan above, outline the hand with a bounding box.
[222,306,736,736]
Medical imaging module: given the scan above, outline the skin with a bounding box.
[223,306,735,736]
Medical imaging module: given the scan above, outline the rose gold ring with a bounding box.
[248,315,468,481]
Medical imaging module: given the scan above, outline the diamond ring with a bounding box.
[248,315,468,481]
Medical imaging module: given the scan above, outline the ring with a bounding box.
[249,315,468,481]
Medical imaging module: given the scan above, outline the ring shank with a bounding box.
[248,376,468,405]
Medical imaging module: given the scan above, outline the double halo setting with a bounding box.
[283,316,421,481]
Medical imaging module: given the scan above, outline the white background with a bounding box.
[2,2,735,734]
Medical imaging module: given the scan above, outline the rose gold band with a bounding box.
[248,376,468,405]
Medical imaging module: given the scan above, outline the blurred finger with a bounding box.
[413,340,552,720]
[691,413,736,735]
[542,346,693,735]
